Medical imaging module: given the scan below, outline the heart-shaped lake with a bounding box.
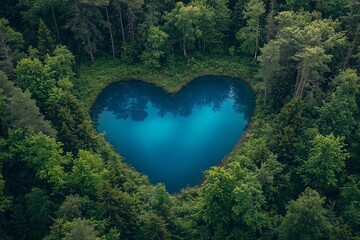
[91,76,254,192]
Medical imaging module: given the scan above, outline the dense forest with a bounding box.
[0,0,360,239]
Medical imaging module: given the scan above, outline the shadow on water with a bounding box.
[92,76,254,124]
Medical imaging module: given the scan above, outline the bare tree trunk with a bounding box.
[254,20,260,59]
[50,6,60,41]
[115,2,126,43]
[343,25,360,70]
[86,34,94,62]
[266,0,275,43]
[105,6,116,59]
[128,8,135,42]
[183,31,187,58]
[264,80,268,105]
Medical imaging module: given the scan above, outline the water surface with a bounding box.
[92,76,254,192]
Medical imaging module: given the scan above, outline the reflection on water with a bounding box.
[91,76,254,193]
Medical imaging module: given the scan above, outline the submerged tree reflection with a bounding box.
[91,76,254,124]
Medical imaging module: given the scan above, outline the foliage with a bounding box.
[0,1,359,239]
[279,188,331,240]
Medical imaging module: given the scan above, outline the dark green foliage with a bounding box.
[25,187,52,239]
[299,134,348,195]
[37,19,56,58]
[272,97,305,162]
[142,212,170,240]
[279,188,331,240]
[97,181,138,238]
[0,18,24,77]
[0,70,56,136]
[0,1,359,239]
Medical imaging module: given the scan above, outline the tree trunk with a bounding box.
[127,8,135,42]
[254,20,260,59]
[266,0,275,43]
[343,24,360,70]
[105,6,116,59]
[86,34,94,62]
[50,6,60,41]
[115,2,126,43]
[264,81,268,105]
[183,31,187,58]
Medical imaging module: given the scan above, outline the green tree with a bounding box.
[141,26,169,68]
[299,134,348,194]
[44,45,75,87]
[65,218,98,240]
[258,40,281,104]
[25,187,52,240]
[272,97,305,162]
[202,161,268,238]
[37,19,55,58]
[15,57,55,106]
[9,129,69,191]
[142,212,170,240]
[279,188,331,240]
[165,2,202,58]
[339,176,360,236]
[317,69,359,137]
[236,0,265,59]
[97,181,138,238]
[293,46,332,98]
[70,150,107,196]
[0,18,24,77]
[66,1,105,61]
[57,195,85,220]
[0,70,56,136]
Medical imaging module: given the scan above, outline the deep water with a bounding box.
[91,76,255,193]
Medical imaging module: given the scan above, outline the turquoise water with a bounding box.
[91,76,254,193]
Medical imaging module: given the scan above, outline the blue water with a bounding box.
[91,76,254,193]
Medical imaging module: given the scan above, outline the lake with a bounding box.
[91,76,255,193]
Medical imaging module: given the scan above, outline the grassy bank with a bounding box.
[74,55,259,112]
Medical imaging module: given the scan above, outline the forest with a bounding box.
[0,0,359,239]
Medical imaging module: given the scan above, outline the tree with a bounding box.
[65,219,98,240]
[44,45,75,83]
[339,176,360,236]
[37,19,55,58]
[57,195,85,220]
[19,0,63,41]
[9,129,69,191]
[165,2,202,58]
[97,181,138,238]
[142,212,170,240]
[202,161,268,238]
[342,0,360,69]
[0,71,56,136]
[0,18,24,77]
[236,0,265,59]
[15,57,55,106]
[317,69,359,137]
[141,26,168,68]
[299,134,348,194]
[272,97,305,162]
[279,188,331,240]
[25,187,52,240]
[66,1,105,61]
[258,40,281,104]
[193,0,230,52]
[293,46,332,98]
[70,150,107,196]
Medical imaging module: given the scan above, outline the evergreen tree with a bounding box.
[37,19,56,58]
